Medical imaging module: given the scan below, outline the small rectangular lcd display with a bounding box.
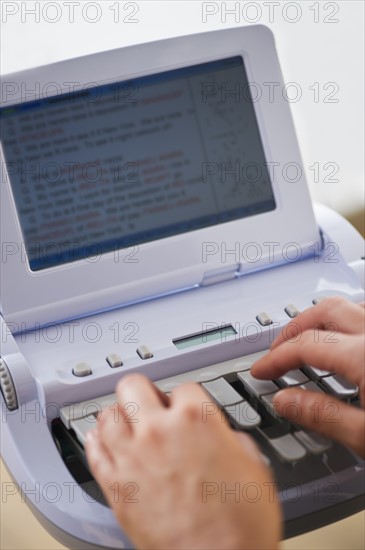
[173,325,237,350]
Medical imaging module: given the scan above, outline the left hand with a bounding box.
[85,374,281,550]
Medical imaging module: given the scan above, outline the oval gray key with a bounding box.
[260,392,281,419]
[61,393,118,428]
[299,381,326,394]
[202,377,243,406]
[259,431,307,462]
[70,415,98,447]
[277,370,309,387]
[321,375,358,399]
[237,370,279,397]
[294,430,331,454]
[224,401,261,430]
[303,365,333,379]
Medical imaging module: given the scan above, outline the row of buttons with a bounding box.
[257,302,300,326]
[66,363,358,462]
[72,345,154,377]
[256,296,328,326]
[201,367,358,462]
[73,297,329,376]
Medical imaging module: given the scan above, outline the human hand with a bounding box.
[251,297,365,457]
[85,374,281,550]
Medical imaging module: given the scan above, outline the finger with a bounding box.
[85,428,115,484]
[116,374,167,424]
[171,383,215,423]
[271,297,364,350]
[172,382,214,407]
[97,405,132,457]
[252,331,363,387]
[273,388,365,458]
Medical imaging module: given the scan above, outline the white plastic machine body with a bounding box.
[0,26,364,550]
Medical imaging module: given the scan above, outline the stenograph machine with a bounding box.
[1,25,364,549]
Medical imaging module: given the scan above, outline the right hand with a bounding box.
[251,298,365,457]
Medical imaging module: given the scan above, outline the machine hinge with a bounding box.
[200,264,239,287]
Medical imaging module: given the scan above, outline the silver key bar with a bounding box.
[202,377,243,406]
[237,370,279,397]
[294,431,331,454]
[70,415,98,447]
[224,401,261,430]
[61,393,118,428]
[259,430,307,463]
[277,370,309,387]
[321,375,358,399]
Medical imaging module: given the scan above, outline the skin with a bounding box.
[85,378,281,549]
[86,297,364,549]
[251,297,365,457]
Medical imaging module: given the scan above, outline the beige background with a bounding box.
[1,458,364,550]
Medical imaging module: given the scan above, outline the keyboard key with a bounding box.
[202,378,243,406]
[294,430,332,454]
[106,354,123,368]
[61,393,117,428]
[299,381,326,394]
[312,296,328,305]
[73,362,92,377]
[260,431,307,462]
[260,392,281,419]
[277,370,309,387]
[284,304,300,318]
[70,415,98,446]
[137,345,153,360]
[224,401,261,430]
[232,360,251,373]
[237,370,279,397]
[321,375,358,399]
[303,365,333,379]
[256,312,272,326]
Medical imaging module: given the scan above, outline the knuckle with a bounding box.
[173,381,190,393]
[179,400,202,423]
[321,296,345,314]
[174,382,204,398]
[138,420,164,446]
